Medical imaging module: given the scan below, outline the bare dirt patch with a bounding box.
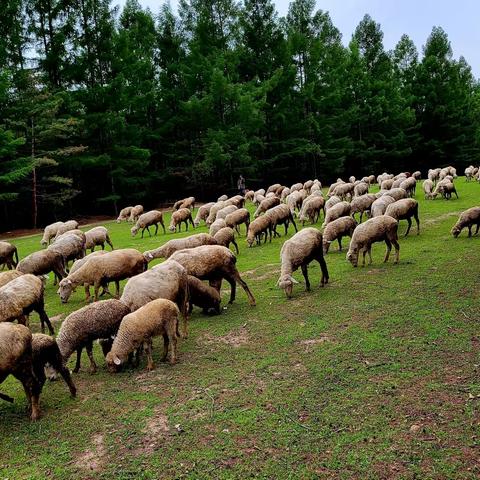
[201,327,250,348]
[74,433,106,473]
[297,336,331,351]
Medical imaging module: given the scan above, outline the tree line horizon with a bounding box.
[0,0,479,230]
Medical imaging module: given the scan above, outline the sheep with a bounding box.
[129,205,144,222]
[206,201,226,226]
[277,228,329,298]
[253,189,266,204]
[174,196,195,211]
[354,182,369,197]
[216,205,238,221]
[423,179,434,199]
[0,270,23,289]
[217,194,228,202]
[266,192,276,199]
[431,179,458,200]
[325,195,341,211]
[52,220,79,241]
[131,210,166,238]
[47,232,86,274]
[298,196,325,225]
[117,206,133,223]
[267,183,282,194]
[349,176,356,183]
[346,216,400,267]
[451,207,480,237]
[0,323,41,420]
[253,196,280,218]
[225,208,250,235]
[322,201,351,226]
[428,168,441,185]
[193,202,215,227]
[0,274,53,334]
[333,183,355,201]
[465,166,475,181]
[370,195,396,217]
[214,227,239,254]
[17,249,67,285]
[412,171,422,180]
[54,229,86,245]
[385,199,420,236]
[381,179,394,190]
[69,250,111,297]
[275,185,286,196]
[386,188,407,201]
[144,233,217,262]
[286,191,301,216]
[209,218,227,237]
[187,276,221,315]
[0,241,18,270]
[169,208,195,233]
[391,177,405,189]
[280,187,291,202]
[322,216,357,254]
[84,226,114,252]
[367,175,376,184]
[57,248,146,303]
[290,182,303,192]
[170,245,256,306]
[310,183,321,194]
[246,215,274,246]
[349,194,376,223]
[266,204,298,237]
[399,177,416,197]
[244,191,255,202]
[303,180,314,192]
[224,195,245,209]
[40,221,64,246]
[56,299,131,373]
[120,260,189,336]
[327,180,344,197]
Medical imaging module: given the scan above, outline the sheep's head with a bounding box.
[451,224,461,238]
[130,226,139,237]
[346,248,358,267]
[246,233,255,247]
[105,351,123,372]
[168,224,176,232]
[143,251,154,262]
[277,274,298,298]
[322,239,332,255]
[57,279,75,303]
[40,238,48,247]
[193,220,200,227]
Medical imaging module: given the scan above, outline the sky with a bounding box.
[118,0,480,78]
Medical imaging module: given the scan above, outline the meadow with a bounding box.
[1,180,480,479]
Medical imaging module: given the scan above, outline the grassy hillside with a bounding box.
[1,180,480,479]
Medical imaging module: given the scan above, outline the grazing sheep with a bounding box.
[385,199,420,236]
[322,216,357,254]
[0,270,23,288]
[54,229,86,245]
[47,232,86,274]
[0,241,18,270]
[354,182,369,197]
[247,215,274,246]
[0,274,53,334]
[173,196,195,211]
[266,204,298,236]
[187,276,221,314]
[57,249,146,303]
[17,249,67,284]
[254,196,280,218]
[310,183,321,194]
[253,194,265,206]
[267,183,282,194]
[214,227,239,254]
[370,195,396,217]
[386,188,407,201]
[85,226,113,252]
[57,299,131,373]
[325,195,341,211]
[170,245,256,306]
[327,180,344,197]
[144,233,217,262]
[216,205,238,221]
[206,201,226,226]
[303,180,314,192]
[117,206,133,222]
[428,168,441,185]
[244,191,255,202]
[40,221,64,246]
[423,179,434,199]
[349,176,356,184]
[333,183,355,201]
[193,202,215,227]
[129,205,144,222]
[169,208,195,233]
[69,250,111,297]
[121,260,189,336]
[280,187,291,202]
[346,216,400,267]
[298,196,325,225]
[106,299,179,371]
[451,207,480,237]
[217,194,228,202]
[290,182,303,192]
[322,201,351,226]
[0,323,41,420]
[277,228,329,298]
[399,177,416,197]
[286,191,301,216]
[465,166,475,182]
[349,194,376,223]
[225,208,250,235]
[209,218,227,237]
[131,210,166,238]
[52,220,79,240]
[412,171,421,180]
[381,179,394,190]
[431,179,458,200]
[224,195,245,209]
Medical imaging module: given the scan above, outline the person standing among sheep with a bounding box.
[237,175,246,196]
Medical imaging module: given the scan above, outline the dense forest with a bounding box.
[0,0,479,229]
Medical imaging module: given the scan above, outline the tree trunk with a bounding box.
[31,118,38,228]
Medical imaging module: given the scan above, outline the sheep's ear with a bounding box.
[67,279,72,285]
[113,355,121,366]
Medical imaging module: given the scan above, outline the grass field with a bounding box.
[1,180,480,479]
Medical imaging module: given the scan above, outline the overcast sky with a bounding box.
[117,0,479,78]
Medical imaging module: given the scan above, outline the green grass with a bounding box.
[1,180,480,479]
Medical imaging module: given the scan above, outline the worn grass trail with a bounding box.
[1,181,480,479]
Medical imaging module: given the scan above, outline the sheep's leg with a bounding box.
[86,342,97,374]
[316,254,329,286]
[73,348,82,373]
[114,281,120,299]
[392,239,400,264]
[367,247,373,265]
[161,334,169,362]
[154,223,159,235]
[226,275,236,304]
[17,371,41,421]
[168,330,177,365]
[405,217,412,236]
[338,237,342,251]
[37,303,54,335]
[232,239,239,255]
[94,283,101,302]
[414,212,420,235]
[301,264,311,291]
[106,235,114,250]
[17,314,28,328]
[147,226,152,237]
[232,272,256,306]
[468,226,472,237]
[84,285,91,302]
[185,220,189,232]
[384,239,392,262]
[475,223,480,235]
[145,340,155,371]
[141,227,145,239]
[161,219,166,234]
[362,248,367,266]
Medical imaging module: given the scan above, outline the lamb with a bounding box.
[120,260,189,336]
[17,249,67,285]
[225,208,250,234]
[40,221,64,246]
[106,299,180,371]
[56,299,131,373]
[0,241,18,269]
[0,274,53,334]
[253,196,280,218]
[216,205,238,221]
[325,195,341,211]
[298,195,325,225]
[349,194,376,223]
[173,196,195,211]
[117,206,133,223]
[131,210,166,238]
[193,202,215,227]
[84,226,114,252]
[322,201,351,226]
[277,228,329,298]
[187,276,221,315]
[386,188,407,201]
[129,205,144,223]
[451,207,480,237]
[0,270,23,289]
[206,201,226,226]
[57,248,146,303]
[169,207,195,233]
[322,216,357,254]
[209,218,227,237]
[144,233,217,261]
[423,179,434,199]
[214,227,239,254]
[385,199,420,236]
[346,216,400,267]
[246,215,274,246]
[170,245,256,306]
[370,195,396,217]
[354,182,369,197]
[266,204,297,237]
[52,220,79,240]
